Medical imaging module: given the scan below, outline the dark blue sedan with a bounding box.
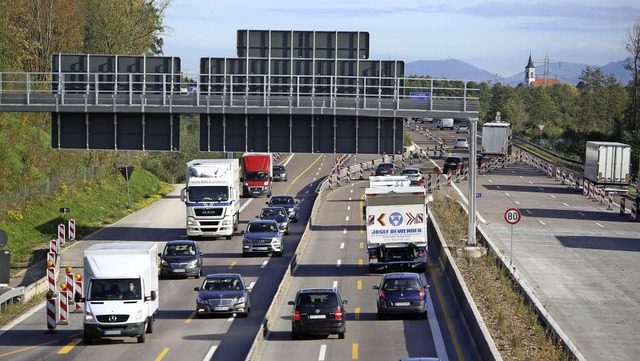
[372,272,429,319]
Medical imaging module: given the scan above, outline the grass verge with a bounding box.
[430,190,574,361]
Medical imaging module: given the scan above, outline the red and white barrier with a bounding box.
[74,274,84,312]
[607,192,613,210]
[68,219,75,241]
[620,198,626,216]
[631,202,637,222]
[59,285,69,325]
[583,180,589,196]
[47,261,56,293]
[65,267,74,304]
[427,174,433,193]
[45,291,57,333]
[58,224,65,247]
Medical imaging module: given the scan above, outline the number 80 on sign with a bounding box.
[504,208,521,225]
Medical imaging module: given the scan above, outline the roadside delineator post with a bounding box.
[68,219,76,241]
[74,273,84,312]
[427,174,432,193]
[47,261,56,293]
[620,197,626,216]
[607,192,613,210]
[59,283,69,325]
[45,290,57,333]
[631,202,637,222]
[583,180,589,196]
[58,223,65,247]
[65,266,75,305]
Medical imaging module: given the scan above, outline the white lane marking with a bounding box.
[347,206,351,211]
[511,170,516,174]
[427,291,450,361]
[550,195,557,199]
[520,176,524,179]
[563,203,570,207]
[261,260,269,268]
[283,155,295,166]
[525,209,532,214]
[349,197,352,201]
[496,185,501,190]
[528,181,534,184]
[488,179,493,183]
[249,281,256,290]
[538,187,544,191]
[345,216,350,222]
[340,242,345,249]
[319,344,327,360]
[514,200,520,205]
[0,301,45,337]
[203,346,218,361]
[239,198,254,212]
[578,212,586,217]
[350,189,354,193]
[343,229,347,234]
[332,281,338,289]
[596,223,605,228]
[539,220,546,226]
[227,316,234,321]
[505,192,510,197]
[337,259,342,267]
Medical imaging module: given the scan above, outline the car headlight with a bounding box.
[271,236,282,244]
[237,296,246,304]
[196,296,205,304]
[187,219,196,226]
[243,237,252,244]
[263,181,269,186]
[221,220,231,225]
[161,260,169,266]
[186,260,198,267]
[84,312,95,321]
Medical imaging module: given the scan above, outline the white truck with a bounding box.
[181,159,241,239]
[438,118,454,130]
[364,186,428,273]
[584,141,631,194]
[481,121,512,157]
[79,242,159,345]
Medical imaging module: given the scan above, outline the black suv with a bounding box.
[288,288,348,339]
[442,156,465,175]
[158,240,203,279]
[375,162,398,176]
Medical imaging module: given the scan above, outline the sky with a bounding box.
[161,1,640,77]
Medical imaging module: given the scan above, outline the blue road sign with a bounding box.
[410,92,430,100]
[476,192,482,198]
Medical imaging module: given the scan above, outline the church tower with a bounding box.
[525,53,536,86]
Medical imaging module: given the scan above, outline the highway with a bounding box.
[0,150,480,361]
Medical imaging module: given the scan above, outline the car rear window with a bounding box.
[298,293,338,308]
[402,169,418,174]
[445,157,462,163]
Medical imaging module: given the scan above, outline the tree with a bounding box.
[624,20,640,176]
[82,0,172,55]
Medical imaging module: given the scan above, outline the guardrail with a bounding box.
[0,72,480,116]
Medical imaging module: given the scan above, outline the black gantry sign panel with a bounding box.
[199,114,402,154]
[51,113,180,151]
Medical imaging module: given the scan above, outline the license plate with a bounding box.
[214,306,229,311]
[369,259,378,264]
[256,247,268,251]
[173,269,185,273]
[104,330,121,335]
[308,315,326,319]
[395,302,410,306]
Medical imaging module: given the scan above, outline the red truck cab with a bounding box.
[241,152,273,197]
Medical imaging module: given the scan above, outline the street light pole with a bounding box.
[468,117,478,246]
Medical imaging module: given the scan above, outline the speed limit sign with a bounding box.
[504,208,521,225]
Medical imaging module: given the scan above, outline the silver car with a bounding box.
[400,168,423,185]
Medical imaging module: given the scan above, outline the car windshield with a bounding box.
[188,186,229,202]
[88,278,141,301]
[245,171,269,181]
[402,169,418,174]
[271,197,293,204]
[298,293,338,308]
[248,222,277,233]
[273,165,284,171]
[378,164,394,170]
[202,277,243,291]
[164,244,195,256]
[261,208,285,217]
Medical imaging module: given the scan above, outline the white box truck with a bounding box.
[364,186,428,273]
[180,159,241,239]
[481,122,512,156]
[584,141,631,193]
[79,242,159,344]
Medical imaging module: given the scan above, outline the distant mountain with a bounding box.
[406,59,495,82]
[406,59,632,86]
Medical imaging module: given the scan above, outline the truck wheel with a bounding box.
[146,316,154,334]
[137,329,146,343]
[368,265,377,274]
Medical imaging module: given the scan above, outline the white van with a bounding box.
[439,118,454,130]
